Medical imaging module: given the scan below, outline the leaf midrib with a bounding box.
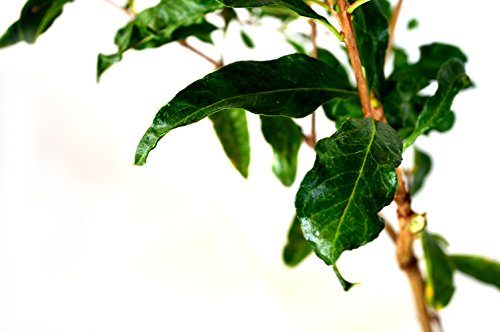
[331,119,377,254]
[166,87,357,132]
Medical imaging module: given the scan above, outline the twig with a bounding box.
[303,19,319,148]
[383,217,398,243]
[331,0,374,118]
[103,0,135,17]
[386,0,404,63]
[179,40,223,68]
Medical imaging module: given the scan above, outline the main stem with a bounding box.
[334,0,374,118]
[334,1,433,331]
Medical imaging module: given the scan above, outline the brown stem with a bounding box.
[386,0,404,63]
[303,19,319,148]
[179,40,223,68]
[332,0,374,118]
[383,217,398,243]
[394,169,434,332]
[103,0,135,17]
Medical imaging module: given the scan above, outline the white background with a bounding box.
[1,1,499,331]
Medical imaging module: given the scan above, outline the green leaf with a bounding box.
[260,116,302,186]
[135,53,357,165]
[220,7,238,32]
[352,0,389,98]
[97,0,223,80]
[295,118,402,274]
[323,97,363,128]
[404,59,472,149]
[283,215,312,267]
[382,76,428,138]
[216,0,332,30]
[0,0,74,48]
[407,18,419,30]
[209,109,250,178]
[316,48,351,90]
[249,5,300,22]
[415,43,467,80]
[333,265,358,291]
[410,147,432,196]
[240,30,255,48]
[450,255,500,290]
[421,231,455,309]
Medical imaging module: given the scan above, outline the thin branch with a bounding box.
[303,19,319,148]
[179,40,223,68]
[103,0,135,17]
[386,0,404,63]
[383,217,398,243]
[331,0,374,118]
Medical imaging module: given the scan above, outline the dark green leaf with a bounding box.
[450,255,500,290]
[352,0,389,98]
[323,97,363,128]
[295,118,402,276]
[404,59,472,149]
[286,38,307,54]
[0,0,74,48]
[316,48,351,90]
[135,53,357,165]
[220,7,238,32]
[410,147,432,196]
[209,109,250,178]
[392,47,410,72]
[97,0,223,80]
[333,265,358,291]
[421,231,455,309]
[216,0,333,30]
[283,215,312,267]
[240,30,255,48]
[260,116,302,186]
[415,43,467,80]
[382,76,428,138]
[407,18,418,30]
[377,0,392,21]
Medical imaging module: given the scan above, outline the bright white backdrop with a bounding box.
[1,1,499,331]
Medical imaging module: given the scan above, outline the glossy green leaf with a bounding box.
[0,0,74,48]
[283,215,312,267]
[404,59,472,149]
[135,53,357,165]
[450,255,500,290]
[240,30,255,48]
[295,118,402,274]
[421,231,455,309]
[352,0,389,98]
[97,0,223,80]
[410,147,432,196]
[216,0,332,29]
[260,116,302,186]
[209,109,250,178]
